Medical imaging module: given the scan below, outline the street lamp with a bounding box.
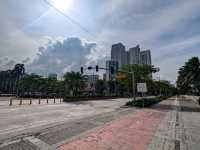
[132,71,136,101]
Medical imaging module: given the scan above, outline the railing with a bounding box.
[9,97,63,106]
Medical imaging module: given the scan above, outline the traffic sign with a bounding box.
[137,83,147,93]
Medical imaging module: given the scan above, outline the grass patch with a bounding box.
[125,96,167,108]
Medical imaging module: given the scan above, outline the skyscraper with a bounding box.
[111,43,127,68]
[48,73,57,80]
[106,60,119,81]
[140,50,151,65]
[107,43,152,81]
[129,45,141,64]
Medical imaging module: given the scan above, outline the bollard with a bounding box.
[60,98,62,103]
[9,98,13,106]
[39,98,41,104]
[54,97,56,104]
[20,98,23,105]
[30,98,32,105]
[47,98,48,104]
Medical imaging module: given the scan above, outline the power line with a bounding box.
[43,0,94,38]
[43,0,111,51]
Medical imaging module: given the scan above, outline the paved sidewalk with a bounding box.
[148,96,200,150]
[58,100,171,150]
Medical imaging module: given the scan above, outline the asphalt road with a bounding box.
[0,97,133,149]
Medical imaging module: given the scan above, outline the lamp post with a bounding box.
[132,71,136,101]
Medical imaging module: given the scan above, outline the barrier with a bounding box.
[30,98,32,105]
[9,98,12,106]
[8,98,63,106]
[20,99,23,105]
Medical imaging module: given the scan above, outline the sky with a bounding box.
[0,0,200,82]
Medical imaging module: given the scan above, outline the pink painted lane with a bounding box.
[58,105,169,150]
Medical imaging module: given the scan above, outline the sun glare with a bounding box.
[51,0,74,12]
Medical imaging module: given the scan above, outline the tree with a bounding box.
[17,74,65,98]
[0,64,25,94]
[155,80,177,96]
[95,80,107,96]
[63,72,87,96]
[117,64,158,95]
[177,57,200,95]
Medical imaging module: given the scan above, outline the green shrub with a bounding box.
[125,96,168,108]
[63,96,119,102]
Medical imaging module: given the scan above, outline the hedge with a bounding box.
[125,96,168,108]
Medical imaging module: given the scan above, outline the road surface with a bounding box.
[0,96,200,150]
[0,98,133,148]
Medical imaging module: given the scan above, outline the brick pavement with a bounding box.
[58,100,172,150]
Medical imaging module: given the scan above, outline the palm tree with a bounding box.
[0,64,25,94]
[95,80,107,96]
[11,64,25,94]
[177,57,200,95]
[63,71,87,96]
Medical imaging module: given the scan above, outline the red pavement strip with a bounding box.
[58,107,168,150]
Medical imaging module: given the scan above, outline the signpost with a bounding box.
[137,83,147,93]
[137,83,147,107]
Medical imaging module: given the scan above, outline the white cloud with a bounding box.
[93,0,200,81]
[27,37,97,75]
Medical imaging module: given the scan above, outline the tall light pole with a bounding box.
[132,71,136,101]
[158,76,161,96]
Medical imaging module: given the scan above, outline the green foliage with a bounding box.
[117,64,158,95]
[154,80,177,96]
[121,64,156,80]
[125,96,167,108]
[17,74,64,97]
[0,64,25,94]
[95,80,107,96]
[177,57,200,95]
[64,96,119,102]
[63,71,87,96]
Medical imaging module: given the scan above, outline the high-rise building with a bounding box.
[140,50,151,65]
[111,43,127,68]
[124,51,129,66]
[108,43,152,81]
[106,60,119,81]
[48,73,57,80]
[129,45,141,64]
[103,73,107,81]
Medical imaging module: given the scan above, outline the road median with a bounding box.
[125,96,169,108]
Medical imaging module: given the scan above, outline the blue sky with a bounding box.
[0,0,200,82]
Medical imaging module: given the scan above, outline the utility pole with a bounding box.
[132,71,136,101]
[159,76,161,96]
